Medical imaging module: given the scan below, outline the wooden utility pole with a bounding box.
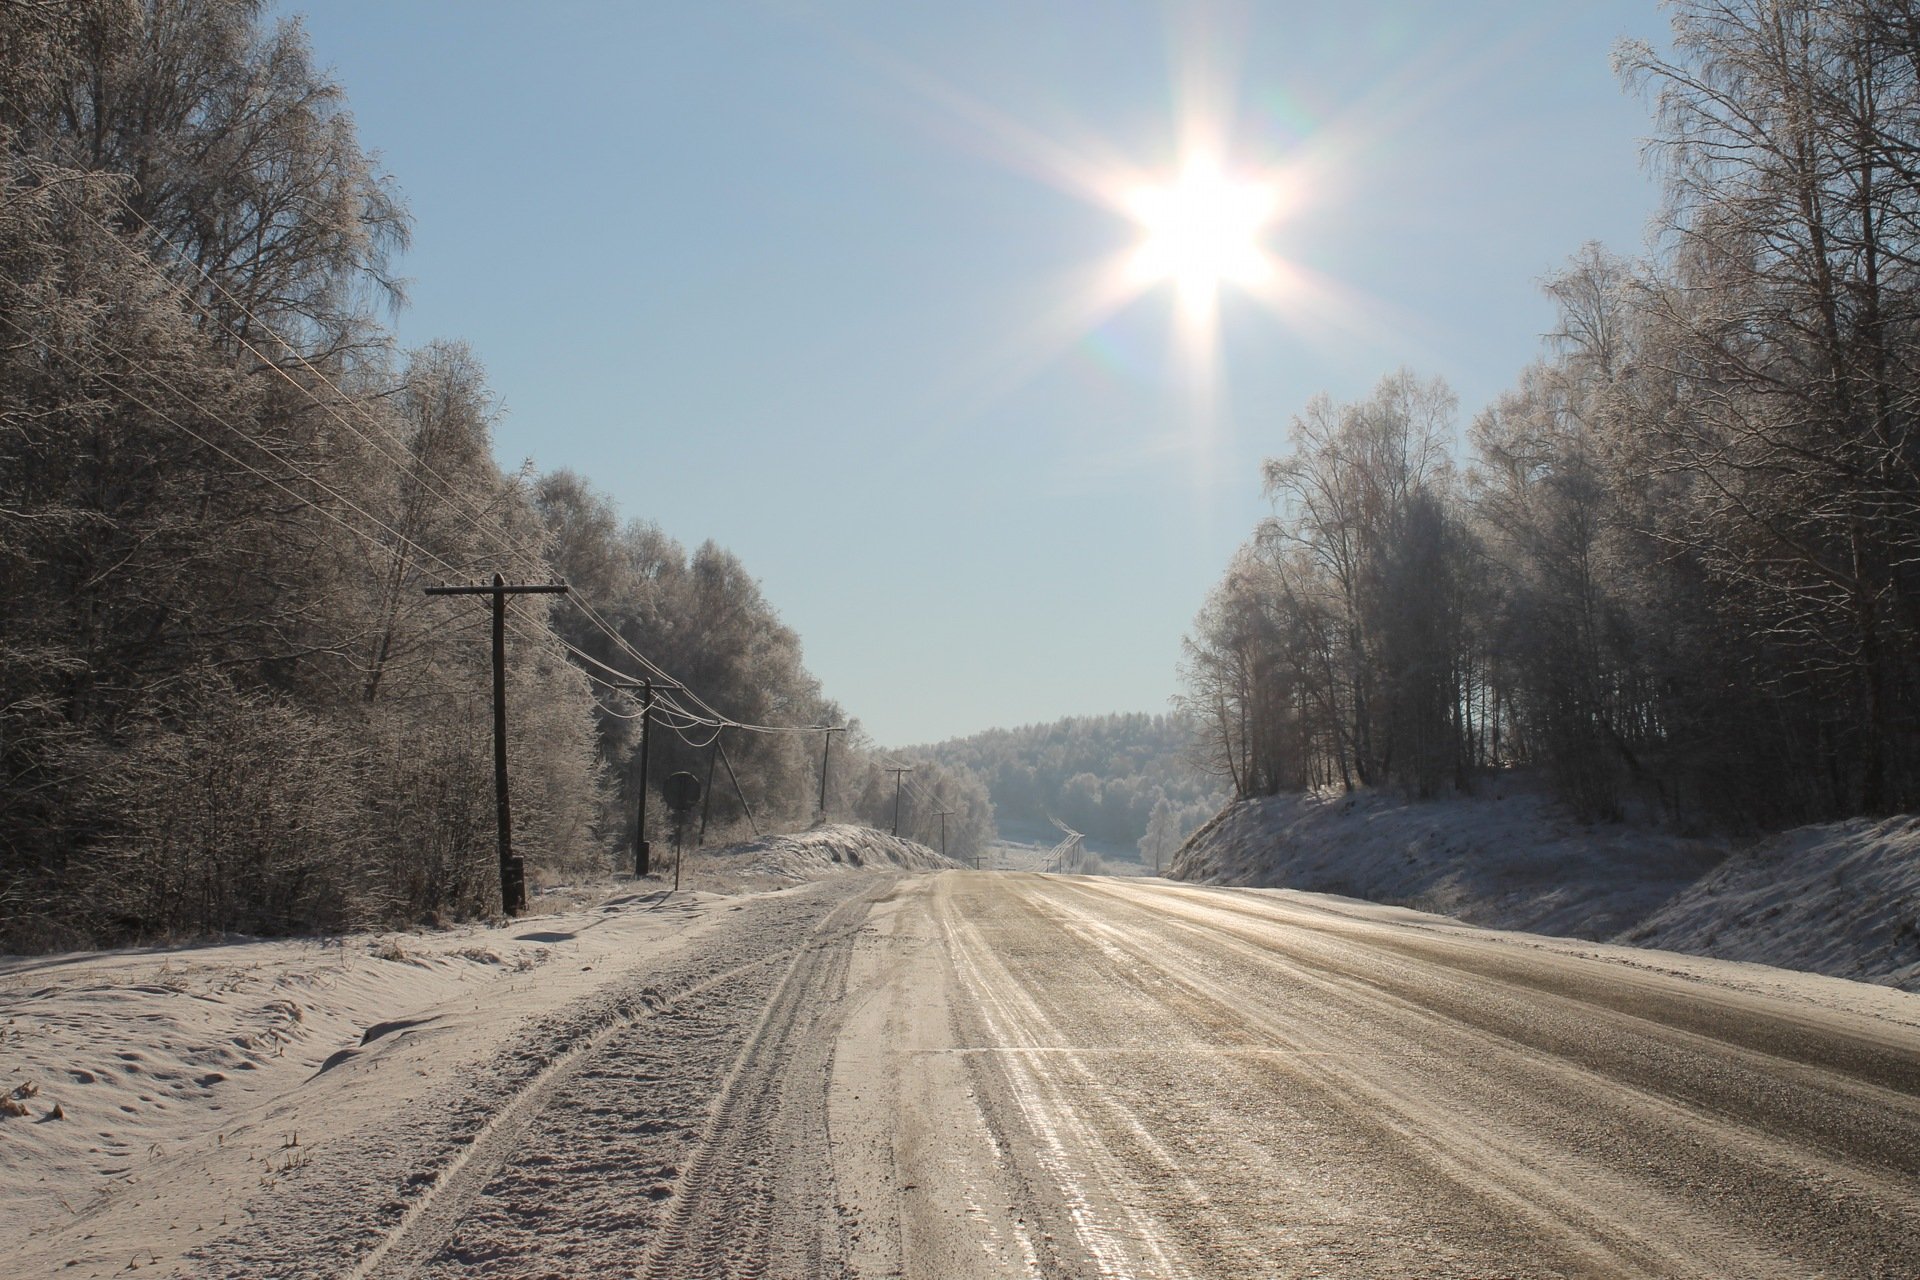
[635,680,654,876]
[817,726,844,819]
[697,735,720,848]
[933,807,953,858]
[423,575,569,915]
[613,677,689,876]
[885,765,915,836]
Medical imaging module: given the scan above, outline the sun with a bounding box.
[1125,163,1280,310]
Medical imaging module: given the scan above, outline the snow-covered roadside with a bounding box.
[1624,815,1920,989]
[0,885,719,1274]
[1169,776,1920,990]
[683,823,965,892]
[1161,882,1920,1030]
[0,823,955,1277]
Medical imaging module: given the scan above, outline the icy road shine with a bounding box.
[27,872,1920,1278]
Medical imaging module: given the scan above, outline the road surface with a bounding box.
[197,871,1920,1278]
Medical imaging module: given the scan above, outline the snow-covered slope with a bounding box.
[1622,816,1920,989]
[1168,777,1722,940]
[1170,777,1920,990]
[685,823,964,893]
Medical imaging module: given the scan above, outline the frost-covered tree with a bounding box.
[1183,2,1920,832]
[1608,0,1920,818]
[0,1,600,945]
[1184,372,1479,801]
[1138,796,1179,873]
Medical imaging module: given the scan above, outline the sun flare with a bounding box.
[1125,164,1279,306]
[870,30,1355,403]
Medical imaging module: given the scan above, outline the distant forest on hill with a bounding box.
[0,1,989,951]
[908,713,1224,858]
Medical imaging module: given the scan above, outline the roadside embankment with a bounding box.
[1169,776,1920,989]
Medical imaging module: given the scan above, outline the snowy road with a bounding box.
[910,874,1920,1278]
[43,870,1920,1278]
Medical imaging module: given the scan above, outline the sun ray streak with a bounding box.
[916,254,1155,445]
[773,0,1549,447]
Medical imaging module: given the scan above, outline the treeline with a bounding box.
[539,471,994,865]
[914,713,1220,853]
[0,1,979,951]
[839,752,997,864]
[1183,1,1920,830]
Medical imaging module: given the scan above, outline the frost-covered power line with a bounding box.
[96,194,552,570]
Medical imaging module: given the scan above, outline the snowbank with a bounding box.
[669,823,965,893]
[1169,776,1721,940]
[1622,816,1920,989]
[1170,776,1920,990]
[0,885,719,1272]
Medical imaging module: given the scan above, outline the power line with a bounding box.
[590,696,650,721]
[1,313,586,732]
[23,209,852,774]
[660,717,726,751]
[71,197,623,704]
[558,624,843,767]
[566,596,725,718]
[565,594,831,736]
[73,189,889,753]
[0,312,467,582]
[93,193,550,571]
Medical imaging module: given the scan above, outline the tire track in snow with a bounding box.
[350,943,810,1279]
[633,886,877,1279]
[185,880,878,1279]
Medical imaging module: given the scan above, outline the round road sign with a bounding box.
[663,770,702,813]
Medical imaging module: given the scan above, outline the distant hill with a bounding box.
[904,713,1224,860]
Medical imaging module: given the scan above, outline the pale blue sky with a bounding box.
[289,1,1670,746]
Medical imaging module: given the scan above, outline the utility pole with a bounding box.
[817,725,844,821]
[885,765,915,836]
[637,680,654,876]
[613,677,693,876]
[933,807,953,859]
[626,680,655,877]
[697,734,720,848]
[423,575,569,915]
